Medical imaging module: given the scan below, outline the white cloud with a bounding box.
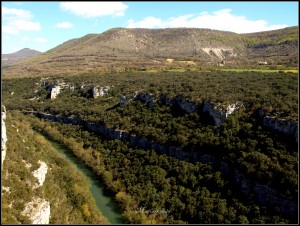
[60,2,128,18]
[20,36,30,43]
[55,21,74,29]
[2,6,41,35]
[127,9,287,33]
[34,37,47,43]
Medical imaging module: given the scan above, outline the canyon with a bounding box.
[24,110,298,219]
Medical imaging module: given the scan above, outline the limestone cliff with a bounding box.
[32,160,48,188]
[1,105,7,170]
[22,197,50,224]
[259,109,298,142]
[92,86,110,98]
[50,86,61,99]
[22,160,50,224]
[202,101,244,126]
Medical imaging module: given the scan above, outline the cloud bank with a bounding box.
[55,21,74,29]
[2,7,41,35]
[127,9,288,33]
[34,37,47,43]
[60,2,128,18]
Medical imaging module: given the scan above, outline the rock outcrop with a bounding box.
[259,109,298,142]
[22,160,50,224]
[202,47,237,60]
[234,169,297,219]
[120,92,138,107]
[42,79,75,99]
[121,92,198,113]
[50,86,61,99]
[136,92,155,108]
[33,161,48,188]
[92,86,110,98]
[171,96,197,113]
[22,197,50,224]
[2,105,7,170]
[120,92,244,123]
[202,101,243,126]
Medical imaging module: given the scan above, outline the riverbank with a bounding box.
[1,111,109,224]
[45,137,125,224]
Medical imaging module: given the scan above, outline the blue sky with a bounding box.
[2,1,298,54]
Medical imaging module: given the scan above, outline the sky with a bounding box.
[1,1,298,54]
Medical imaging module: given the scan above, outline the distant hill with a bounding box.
[2,48,41,65]
[2,26,298,76]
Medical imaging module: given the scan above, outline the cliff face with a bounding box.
[26,111,297,219]
[122,92,198,113]
[2,110,51,224]
[202,101,244,126]
[92,86,110,98]
[259,110,298,142]
[22,197,50,224]
[50,86,61,99]
[22,160,50,224]
[2,106,7,170]
[33,160,48,188]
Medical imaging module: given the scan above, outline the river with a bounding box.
[47,138,125,224]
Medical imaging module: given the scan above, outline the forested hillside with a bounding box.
[1,111,108,224]
[2,70,298,223]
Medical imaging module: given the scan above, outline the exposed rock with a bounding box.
[50,86,61,99]
[172,96,197,113]
[32,161,48,188]
[259,109,298,142]
[92,86,110,98]
[159,94,173,105]
[120,92,137,107]
[2,105,7,170]
[202,101,243,126]
[233,168,297,219]
[22,159,32,169]
[122,92,197,113]
[42,79,75,99]
[2,186,10,195]
[202,47,237,59]
[22,197,50,224]
[136,92,155,108]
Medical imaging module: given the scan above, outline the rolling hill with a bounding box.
[2,48,41,66]
[2,26,298,77]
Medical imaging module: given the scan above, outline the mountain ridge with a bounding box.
[2,26,298,77]
[2,48,42,66]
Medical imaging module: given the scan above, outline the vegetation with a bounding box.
[1,111,108,224]
[2,69,298,224]
[2,71,298,121]
[25,113,294,224]
[2,26,298,77]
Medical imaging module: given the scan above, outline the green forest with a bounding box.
[2,70,298,224]
[1,111,108,224]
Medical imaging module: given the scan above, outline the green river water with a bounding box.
[48,139,125,224]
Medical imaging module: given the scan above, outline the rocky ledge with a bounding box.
[22,197,50,224]
[33,161,48,188]
[2,105,7,170]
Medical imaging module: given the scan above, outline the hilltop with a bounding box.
[2,48,42,66]
[2,26,298,77]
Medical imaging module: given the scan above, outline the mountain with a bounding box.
[2,26,298,76]
[2,48,42,65]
